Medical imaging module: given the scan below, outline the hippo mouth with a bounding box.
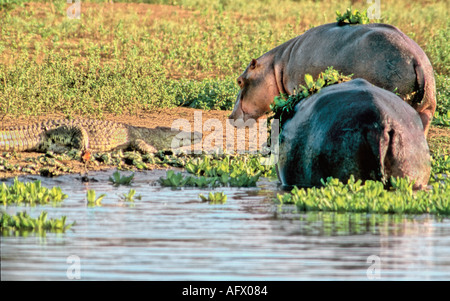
[228,91,262,122]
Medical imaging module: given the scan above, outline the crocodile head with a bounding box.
[146,127,202,152]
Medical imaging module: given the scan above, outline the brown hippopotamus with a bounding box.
[230,22,436,137]
[277,79,431,190]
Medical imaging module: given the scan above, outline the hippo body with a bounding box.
[231,22,436,136]
[277,79,431,190]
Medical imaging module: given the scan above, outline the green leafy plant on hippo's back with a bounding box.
[269,67,353,129]
[336,8,370,25]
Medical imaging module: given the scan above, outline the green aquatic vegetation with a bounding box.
[120,189,141,202]
[159,170,220,188]
[189,175,220,188]
[159,163,262,188]
[0,210,74,236]
[199,192,227,204]
[225,172,261,187]
[159,170,193,187]
[86,189,106,207]
[0,177,68,206]
[336,8,370,25]
[276,176,450,216]
[185,155,263,186]
[109,171,135,186]
[185,154,275,180]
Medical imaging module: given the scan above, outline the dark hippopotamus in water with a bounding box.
[277,79,431,190]
[230,22,436,137]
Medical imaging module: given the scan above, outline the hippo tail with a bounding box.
[412,58,436,136]
[364,126,392,185]
[411,59,425,107]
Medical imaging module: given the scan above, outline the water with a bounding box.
[1,169,450,280]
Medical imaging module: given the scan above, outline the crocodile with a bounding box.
[0,119,201,154]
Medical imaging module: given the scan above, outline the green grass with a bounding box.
[0,0,448,124]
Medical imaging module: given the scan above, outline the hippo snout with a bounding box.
[229,91,244,120]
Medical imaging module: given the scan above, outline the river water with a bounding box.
[1,169,450,280]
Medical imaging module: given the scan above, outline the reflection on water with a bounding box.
[1,170,450,280]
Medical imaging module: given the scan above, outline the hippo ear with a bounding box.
[250,58,257,69]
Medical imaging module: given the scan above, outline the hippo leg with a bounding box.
[419,111,433,138]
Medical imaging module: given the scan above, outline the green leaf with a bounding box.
[304,74,314,89]
[315,77,325,89]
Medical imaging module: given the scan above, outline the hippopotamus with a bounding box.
[277,79,431,190]
[229,22,436,137]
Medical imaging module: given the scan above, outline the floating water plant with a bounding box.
[336,8,370,25]
[159,160,263,188]
[185,154,274,181]
[86,189,106,207]
[276,176,450,216]
[159,170,192,187]
[120,189,141,202]
[109,170,135,186]
[0,211,74,236]
[0,177,68,206]
[199,192,227,204]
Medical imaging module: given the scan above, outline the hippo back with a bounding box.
[277,79,431,189]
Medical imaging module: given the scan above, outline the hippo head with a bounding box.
[229,56,279,121]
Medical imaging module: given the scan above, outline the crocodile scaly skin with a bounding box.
[0,119,197,153]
